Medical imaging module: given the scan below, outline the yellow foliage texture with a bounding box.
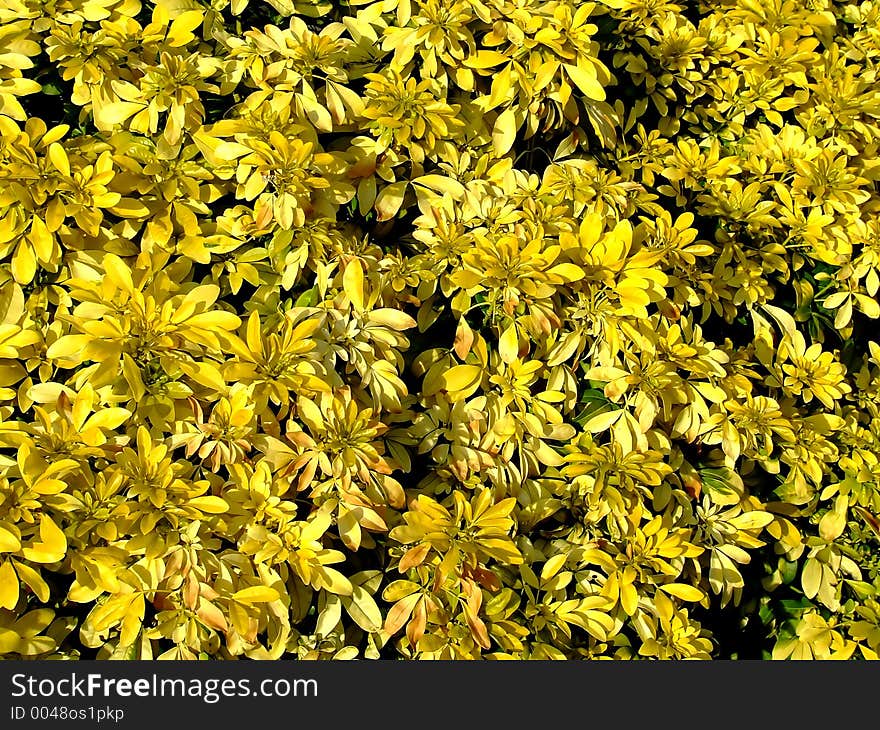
[0,0,879,660]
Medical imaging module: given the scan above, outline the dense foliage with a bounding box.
[1,0,880,660]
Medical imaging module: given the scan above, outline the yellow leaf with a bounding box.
[412,174,466,199]
[660,583,706,601]
[81,407,131,432]
[232,586,280,604]
[382,580,419,603]
[95,101,144,128]
[367,308,416,330]
[21,515,67,564]
[184,311,241,331]
[173,284,220,323]
[0,523,21,553]
[453,318,475,360]
[541,553,568,582]
[620,579,639,615]
[465,50,509,68]
[584,409,622,433]
[498,323,518,364]
[12,242,36,285]
[492,108,518,156]
[463,602,491,649]
[14,609,54,643]
[28,217,53,262]
[398,543,431,572]
[166,9,203,47]
[0,53,33,71]
[14,561,50,603]
[564,62,606,101]
[819,495,848,541]
[437,364,483,400]
[548,263,585,282]
[46,335,92,361]
[318,567,353,596]
[487,63,513,108]
[244,311,263,357]
[343,259,365,312]
[68,581,103,604]
[856,293,880,319]
[801,558,822,599]
[47,143,70,176]
[103,254,134,293]
[121,354,146,402]
[187,496,230,514]
[384,592,420,635]
[213,142,253,160]
[177,360,227,392]
[374,181,407,222]
[197,598,228,632]
[119,595,144,647]
[31,478,67,496]
[730,511,775,531]
[337,508,361,551]
[342,585,383,632]
[298,92,333,132]
[109,198,150,218]
[0,628,19,654]
[0,560,19,609]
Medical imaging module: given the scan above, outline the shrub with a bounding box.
[1,0,879,660]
